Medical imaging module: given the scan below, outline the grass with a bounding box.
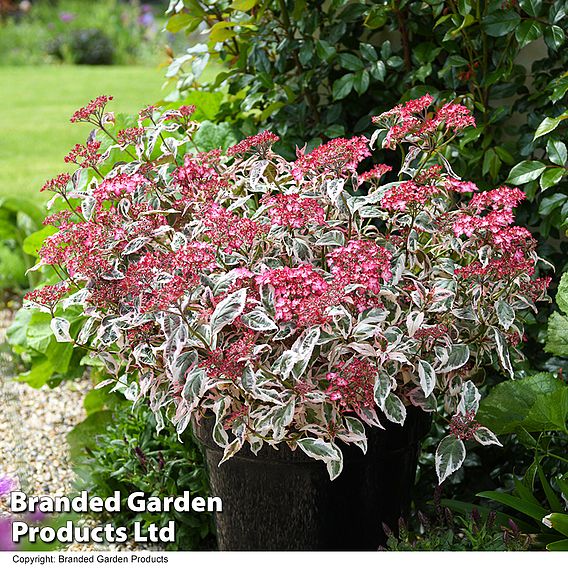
[0,65,166,199]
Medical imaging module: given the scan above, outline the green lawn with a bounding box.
[0,66,165,199]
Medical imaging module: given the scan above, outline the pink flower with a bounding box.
[70,95,113,123]
[256,265,330,324]
[93,173,149,205]
[327,239,392,304]
[380,181,438,211]
[64,140,102,169]
[201,203,266,253]
[228,131,280,157]
[41,173,70,193]
[358,164,392,184]
[325,359,377,415]
[262,193,326,228]
[291,136,371,181]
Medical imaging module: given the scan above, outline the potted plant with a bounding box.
[27,95,549,550]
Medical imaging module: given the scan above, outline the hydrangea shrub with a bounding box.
[27,95,550,482]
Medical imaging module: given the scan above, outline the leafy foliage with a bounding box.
[71,400,214,551]
[546,271,568,356]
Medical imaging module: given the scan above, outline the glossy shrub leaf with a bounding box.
[547,139,567,166]
[506,160,546,184]
[332,74,355,100]
[515,20,542,48]
[482,11,521,37]
[533,115,567,139]
[540,167,565,190]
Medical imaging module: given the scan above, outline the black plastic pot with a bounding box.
[193,406,432,551]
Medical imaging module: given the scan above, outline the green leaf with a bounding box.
[546,311,568,356]
[478,491,547,522]
[353,70,370,95]
[534,115,567,139]
[194,121,239,151]
[477,373,568,434]
[458,380,481,415]
[67,410,113,462]
[230,0,258,11]
[297,438,343,480]
[435,436,466,483]
[332,74,355,100]
[364,5,389,29]
[555,271,568,315]
[315,40,336,62]
[383,393,406,425]
[540,167,566,190]
[547,140,567,166]
[538,193,567,216]
[493,327,513,378]
[515,20,542,48]
[544,25,565,51]
[373,371,391,408]
[547,539,568,551]
[241,308,278,331]
[519,0,542,17]
[166,12,193,33]
[209,21,237,43]
[338,53,365,71]
[442,344,470,372]
[359,43,377,61]
[482,11,521,37]
[506,160,546,184]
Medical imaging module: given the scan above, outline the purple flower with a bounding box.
[0,476,15,496]
[0,519,16,552]
[59,11,75,23]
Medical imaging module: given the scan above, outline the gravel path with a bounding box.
[0,308,90,511]
[0,307,150,551]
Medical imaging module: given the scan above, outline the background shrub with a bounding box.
[166,1,568,357]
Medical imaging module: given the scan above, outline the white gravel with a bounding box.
[0,307,146,551]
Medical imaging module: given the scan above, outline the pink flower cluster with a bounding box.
[24,282,70,311]
[453,186,526,237]
[70,95,113,123]
[173,151,226,202]
[256,265,329,324]
[119,244,217,311]
[327,240,392,295]
[291,136,371,181]
[380,181,438,211]
[449,410,480,441]
[262,193,326,228]
[372,95,475,149]
[64,140,102,169]
[41,173,71,193]
[200,332,257,381]
[325,358,376,415]
[358,163,392,184]
[117,127,145,146]
[92,173,148,205]
[201,203,266,254]
[228,131,280,157]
